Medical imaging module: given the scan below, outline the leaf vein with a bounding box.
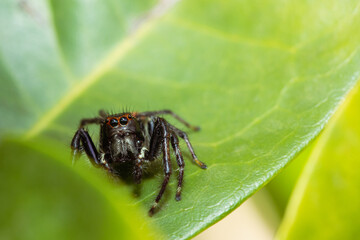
[165,16,296,53]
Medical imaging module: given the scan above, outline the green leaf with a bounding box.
[0,138,159,240]
[0,0,157,136]
[265,143,311,216]
[276,83,360,239]
[1,0,360,239]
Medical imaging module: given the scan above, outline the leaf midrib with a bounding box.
[24,0,360,145]
[24,17,156,139]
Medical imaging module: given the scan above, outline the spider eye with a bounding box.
[136,140,142,147]
[110,119,118,127]
[120,117,128,125]
[128,114,132,119]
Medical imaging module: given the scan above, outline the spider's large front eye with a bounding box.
[110,118,118,127]
[136,140,142,147]
[120,117,128,125]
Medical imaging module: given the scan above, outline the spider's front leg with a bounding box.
[71,117,103,166]
[71,128,101,167]
[149,119,172,216]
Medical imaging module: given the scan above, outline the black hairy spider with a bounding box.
[70,110,207,215]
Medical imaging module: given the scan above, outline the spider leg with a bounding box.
[134,118,163,185]
[147,119,163,161]
[134,158,143,184]
[170,132,185,201]
[71,128,101,166]
[71,117,103,165]
[134,147,147,184]
[149,119,172,216]
[79,117,103,128]
[137,110,200,131]
[169,125,207,169]
[70,129,82,165]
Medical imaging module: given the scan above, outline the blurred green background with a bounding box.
[1,0,360,239]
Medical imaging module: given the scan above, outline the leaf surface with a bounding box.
[277,83,360,239]
[1,0,360,239]
[265,143,311,216]
[0,138,159,240]
[0,0,157,135]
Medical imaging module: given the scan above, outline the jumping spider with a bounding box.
[70,110,207,215]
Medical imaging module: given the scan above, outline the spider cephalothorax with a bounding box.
[70,110,207,215]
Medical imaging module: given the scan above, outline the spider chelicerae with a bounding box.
[70,110,207,215]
